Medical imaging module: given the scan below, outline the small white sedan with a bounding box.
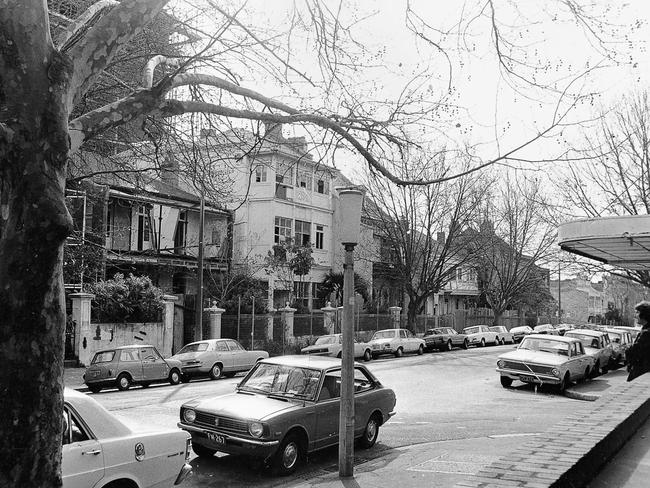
[462,325,499,347]
[63,388,192,488]
[301,333,373,361]
[368,328,425,358]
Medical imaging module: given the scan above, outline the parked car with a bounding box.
[462,325,498,347]
[84,345,183,393]
[604,328,633,367]
[300,333,372,361]
[564,329,614,376]
[496,334,595,392]
[612,325,643,341]
[555,323,575,335]
[510,325,534,343]
[368,328,425,358]
[169,338,269,382]
[533,324,560,335]
[489,326,515,345]
[178,355,396,475]
[422,327,468,351]
[63,388,192,488]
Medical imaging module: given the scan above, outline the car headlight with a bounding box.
[183,409,196,423]
[497,360,505,368]
[249,422,264,438]
[551,368,560,377]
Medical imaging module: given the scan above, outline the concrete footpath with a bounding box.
[64,368,650,488]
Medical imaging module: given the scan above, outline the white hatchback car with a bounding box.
[462,325,498,347]
[63,388,192,488]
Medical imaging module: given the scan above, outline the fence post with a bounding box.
[322,302,337,334]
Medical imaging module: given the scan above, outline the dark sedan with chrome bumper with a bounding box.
[178,355,396,475]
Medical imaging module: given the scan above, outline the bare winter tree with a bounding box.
[364,156,491,328]
[559,91,650,287]
[472,178,558,325]
[0,1,639,486]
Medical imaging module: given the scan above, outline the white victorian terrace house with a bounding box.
[200,123,369,311]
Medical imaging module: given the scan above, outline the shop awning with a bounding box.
[558,215,650,270]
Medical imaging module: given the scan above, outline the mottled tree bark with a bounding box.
[0,4,73,486]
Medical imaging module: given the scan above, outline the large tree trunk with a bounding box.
[0,6,73,486]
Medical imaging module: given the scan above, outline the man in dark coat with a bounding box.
[626,301,650,382]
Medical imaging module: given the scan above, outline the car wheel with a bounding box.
[169,369,181,385]
[558,373,570,393]
[417,344,424,355]
[583,367,591,381]
[116,373,131,391]
[363,349,372,362]
[446,340,453,351]
[88,385,102,394]
[223,371,237,378]
[209,363,223,380]
[480,338,486,347]
[592,361,600,377]
[601,362,609,374]
[394,347,403,358]
[193,443,217,459]
[337,351,342,359]
[495,337,500,345]
[358,414,381,449]
[462,339,468,349]
[500,376,513,388]
[273,433,303,476]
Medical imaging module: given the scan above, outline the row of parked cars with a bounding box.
[69,338,398,486]
[496,324,640,392]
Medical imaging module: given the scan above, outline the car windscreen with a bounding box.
[565,333,599,348]
[91,351,115,364]
[371,330,395,340]
[519,338,569,356]
[239,363,322,400]
[177,342,209,354]
[315,336,338,345]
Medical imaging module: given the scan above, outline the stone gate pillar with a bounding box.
[161,295,177,357]
[280,304,297,343]
[69,292,94,366]
[321,302,337,334]
[205,300,226,339]
[389,306,402,329]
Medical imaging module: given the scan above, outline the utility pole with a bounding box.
[195,194,205,341]
[558,261,562,325]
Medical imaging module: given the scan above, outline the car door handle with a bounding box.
[82,449,102,456]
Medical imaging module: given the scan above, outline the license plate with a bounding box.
[206,432,226,445]
[519,375,537,383]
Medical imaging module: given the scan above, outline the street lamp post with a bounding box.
[337,187,364,478]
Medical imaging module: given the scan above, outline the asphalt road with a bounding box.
[91,343,608,487]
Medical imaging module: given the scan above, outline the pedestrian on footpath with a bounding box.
[626,300,650,382]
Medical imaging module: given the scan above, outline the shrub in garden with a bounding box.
[87,273,164,323]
